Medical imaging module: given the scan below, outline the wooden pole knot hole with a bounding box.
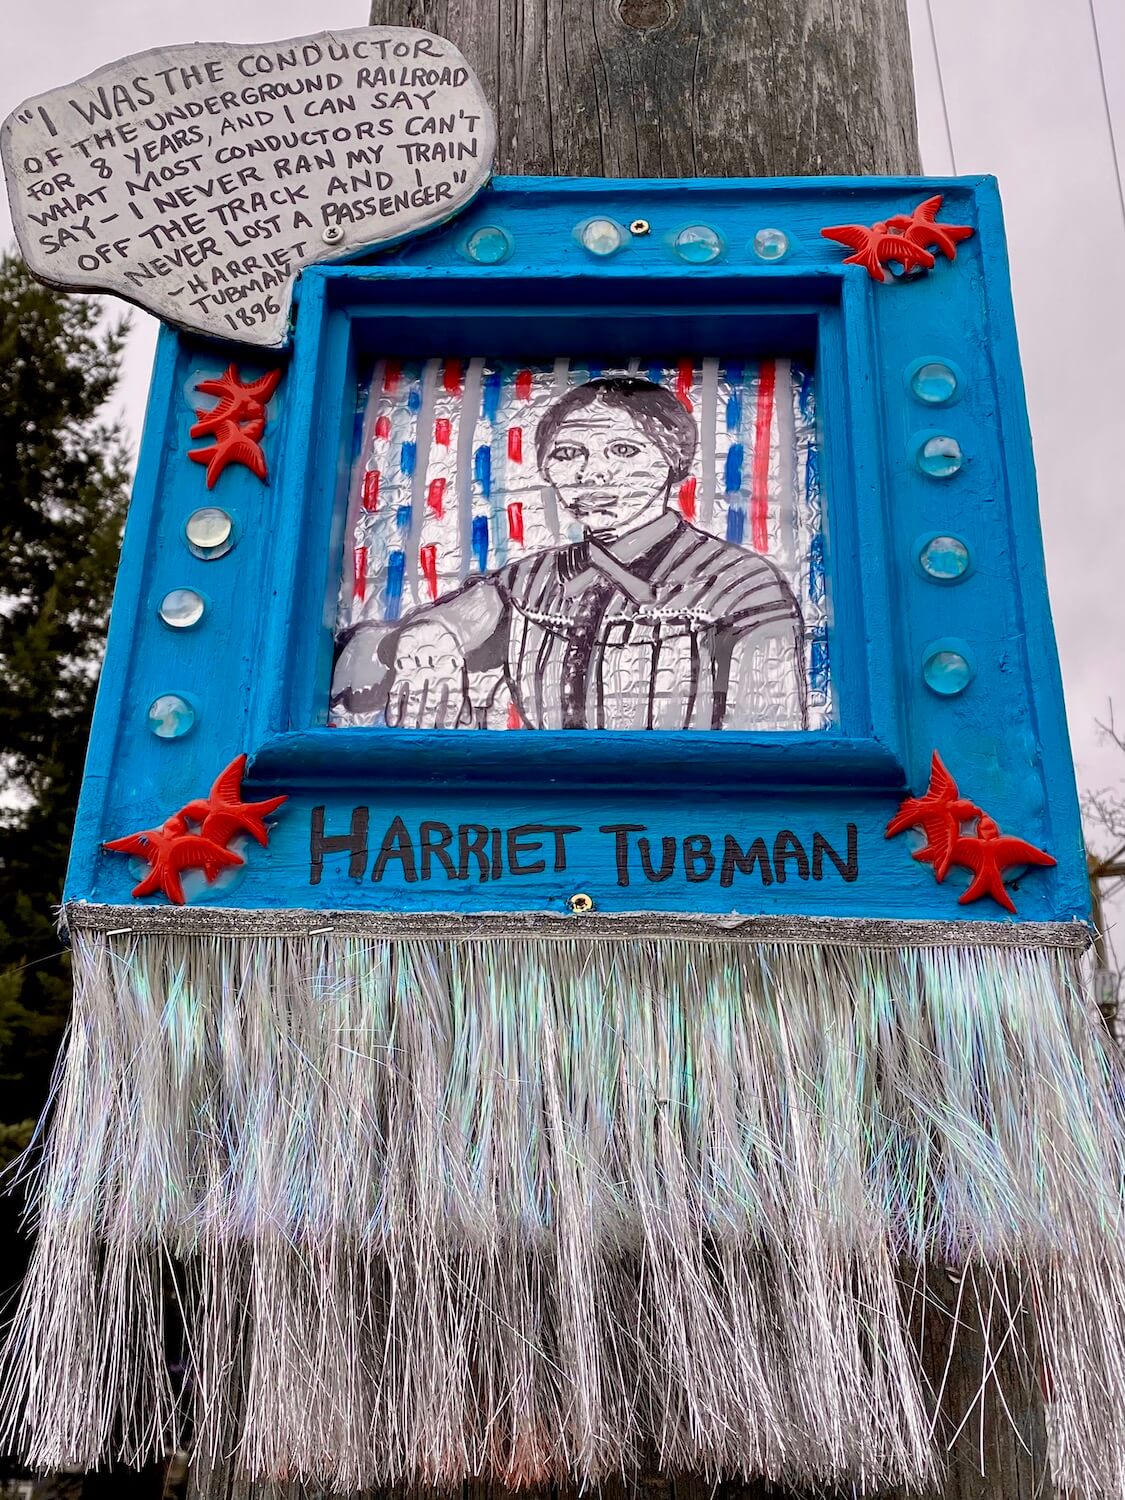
[615,0,677,32]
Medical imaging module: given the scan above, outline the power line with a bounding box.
[925,0,1122,228]
[923,0,957,174]
[1086,0,1125,239]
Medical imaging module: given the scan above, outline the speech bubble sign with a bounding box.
[1,28,495,348]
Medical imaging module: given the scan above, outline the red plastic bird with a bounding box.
[945,814,1057,915]
[885,750,980,881]
[188,415,268,489]
[821,195,973,282]
[887,751,1056,913]
[104,813,243,906]
[105,754,288,905]
[187,365,281,488]
[819,221,935,281]
[884,194,974,262]
[180,754,288,847]
[191,365,282,430]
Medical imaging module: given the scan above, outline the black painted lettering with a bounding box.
[772,830,810,883]
[419,821,457,880]
[490,827,503,880]
[309,805,368,884]
[502,823,581,876]
[506,824,546,877]
[638,836,676,883]
[371,815,418,882]
[683,834,715,883]
[599,824,646,887]
[720,834,774,887]
[457,824,490,882]
[546,824,580,872]
[812,825,859,882]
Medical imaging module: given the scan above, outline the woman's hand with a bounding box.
[384,619,474,728]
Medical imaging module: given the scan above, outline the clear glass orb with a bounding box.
[185,507,235,560]
[579,217,624,256]
[916,434,964,478]
[753,227,790,261]
[673,224,723,263]
[158,588,206,629]
[147,693,197,739]
[922,647,974,696]
[464,225,513,264]
[918,535,971,582]
[910,360,959,405]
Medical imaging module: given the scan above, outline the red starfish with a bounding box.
[187,365,280,488]
[180,754,288,847]
[885,751,981,881]
[188,415,268,489]
[884,194,974,262]
[104,813,243,906]
[946,814,1056,915]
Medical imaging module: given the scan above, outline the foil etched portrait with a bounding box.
[331,359,830,731]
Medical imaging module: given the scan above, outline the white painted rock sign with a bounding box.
[1,28,495,347]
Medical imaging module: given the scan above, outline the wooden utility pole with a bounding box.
[371,0,919,179]
[367,2,1048,1495]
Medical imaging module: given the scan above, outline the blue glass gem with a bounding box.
[147,693,196,739]
[579,217,624,256]
[185,507,235,560]
[910,360,959,405]
[918,535,971,581]
[464,225,513,264]
[916,435,964,478]
[922,647,974,696]
[158,588,206,628]
[674,224,723,263]
[753,227,790,261]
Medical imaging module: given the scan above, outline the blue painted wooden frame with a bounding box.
[65,176,1090,925]
[250,255,898,788]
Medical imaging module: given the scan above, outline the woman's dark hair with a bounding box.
[534,377,698,482]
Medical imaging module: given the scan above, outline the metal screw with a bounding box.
[567,892,596,914]
[629,218,651,237]
[322,225,345,245]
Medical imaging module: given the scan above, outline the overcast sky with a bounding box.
[2,0,1123,941]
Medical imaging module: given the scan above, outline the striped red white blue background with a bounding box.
[334,357,830,729]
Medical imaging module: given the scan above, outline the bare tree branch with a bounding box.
[1086,701,1125,862]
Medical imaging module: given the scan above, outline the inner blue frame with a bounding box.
[249,253,900,789]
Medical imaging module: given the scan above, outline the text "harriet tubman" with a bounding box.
[309,811,859,888]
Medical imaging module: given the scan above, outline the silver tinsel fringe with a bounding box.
[3,910,1122,1497]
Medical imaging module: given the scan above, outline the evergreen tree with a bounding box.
[0,252,128,1162]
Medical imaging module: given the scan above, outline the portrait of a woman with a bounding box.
[331,375,807,731]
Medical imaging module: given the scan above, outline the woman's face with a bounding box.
[542,402,673,533]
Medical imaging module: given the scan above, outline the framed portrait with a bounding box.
[63,176,1083,922]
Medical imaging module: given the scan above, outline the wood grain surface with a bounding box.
[369,0,921,177]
